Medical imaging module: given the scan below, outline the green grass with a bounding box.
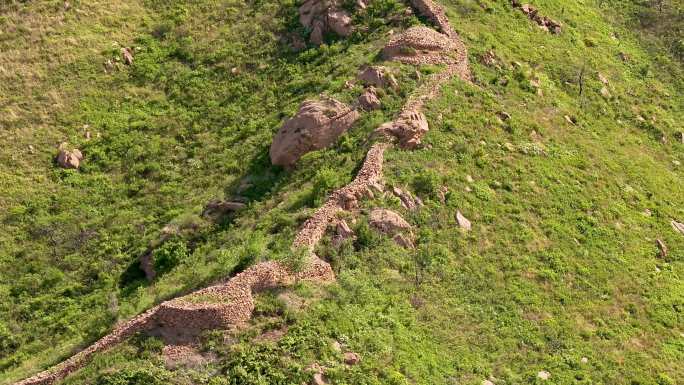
[1,0,683,384]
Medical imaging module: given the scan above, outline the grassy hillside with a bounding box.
[1,0,683,384]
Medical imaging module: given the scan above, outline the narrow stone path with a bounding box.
[14,1,468,384]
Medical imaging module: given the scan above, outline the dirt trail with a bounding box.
[14,1,468,384]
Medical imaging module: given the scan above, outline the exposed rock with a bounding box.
[332,220,354,247]
[140,251,156,281]
[598,72,609,85]
[497,111,512,121]
[656,239,668,258]
[375,110,429,149]
[600,86,611,99]
[677,132,684,144]
[358,86,381,110]
[537,371,551,380]
[438,186,449,203]
[121,47,134,65]
[270,97,359,167]
[580,357,589,364]
[312,372,328,385]
[483,381,495,385]
[672,220,684,235]
[392,187,422,211]
[564,115,577,125]
[456,210,471,231]
[358,66,398,89]
[327,10,353,36]
[202,199,246,218]
[369,209,411,234]
[56,144,83,169]
[299,0,353,45]
[480,49,500,67]
[343,352,360,365]
[510,2,561,34]
[393,233,414,249]
[382,26,457,65]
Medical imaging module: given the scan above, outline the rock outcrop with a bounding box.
[270,97,359,167]
[357,66,398,89]
[299,0,354,45]
[358,86,381,110]
[369,209,411,234]
[375,110,429,149]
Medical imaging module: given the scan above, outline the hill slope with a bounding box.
[1,0,683,384]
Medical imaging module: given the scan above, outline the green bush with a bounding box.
[152,240,189,274]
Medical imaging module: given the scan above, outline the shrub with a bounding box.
[152,239,189,274]
[96,368,168,385]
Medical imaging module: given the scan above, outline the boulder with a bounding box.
[358,86,381,110]
[332,220,354,247]
[270,97,359,167]
[375,110,429,149]
[121,47,134,65]
[358,66,398,89]
[456,210,471,231]
[56,144,83,169]
[299,0,353,45]
[369,209,411,234]
[202,199,246,218]
[343,352,360,365]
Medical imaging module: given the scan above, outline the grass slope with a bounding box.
[2,0,683,384]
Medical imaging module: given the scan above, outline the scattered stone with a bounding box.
[643,208,652,217]
[618,52,630,62]
[343,352,360,365]
[331,341,342,352]
[369,209,411,234]
[358,86,381,110]
[357,66,398,89]
[270,97,359,167]
[375,110,429,149]
[121,47,134,65]
[537,370,551,380]
[28,145,35,154]
[56,143,83,169]
[598,72,609,85]
[580,357,589,364]
[656,239,668,258]
[672,220,684,235]
[456,210,471,231]
[677,132,684,144]
[564,115,576,125]
[483,380,495,385]
[510,2,562,33]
